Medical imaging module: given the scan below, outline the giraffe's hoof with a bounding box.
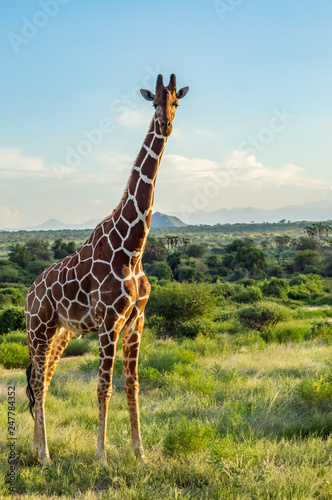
[95,449,107,462]
[134,448,146,461]
[39,455,51,466]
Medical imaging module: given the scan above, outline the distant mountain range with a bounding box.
[4,212,187,232]
[3,201,332,232]
[171,200,332,225]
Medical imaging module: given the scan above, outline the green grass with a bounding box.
[0,333,332,499]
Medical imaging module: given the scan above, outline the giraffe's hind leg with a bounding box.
[122,312,145,459]
[44,327,74,392]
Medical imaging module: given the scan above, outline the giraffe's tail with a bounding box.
[26,363,35,420]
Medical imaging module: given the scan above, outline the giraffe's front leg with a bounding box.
[96,316,122,461]
[122,313,145,460]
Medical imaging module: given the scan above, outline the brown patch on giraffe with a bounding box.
[112,251,131,278]
[51,282,63,302]
[124,223,146,254]
[115,217,130,238]
[109,229,123,251]
[121,199,137,223]
[127,169,141,197]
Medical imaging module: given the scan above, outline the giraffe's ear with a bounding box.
[140,89,155,101]
[176,87,189,99]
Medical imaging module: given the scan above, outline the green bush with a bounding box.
[146,282,214,337]
[298,374,332,403]
[0,285,27,308]
[288,285,311,301]
[27,260,52,282]
[163,417,215,457]
[293,250,322,272]
[0,306,26,334]
[176,318,216,339]
[237,302,290,332]
[0,266,20,283]
[315,295,332,306]
[289,274,323,300]
[266,265,284,278]
[263,323,311,343]
[146,261,173,280]
[0,341,29,368]
[212,281,237,298]
[261,277,289,299]
[310,321,332,344]
[63,337,91,357]
[231,285,262,304]
[0,330,28,345]
[141,343,198,374]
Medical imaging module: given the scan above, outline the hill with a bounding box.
[172,200,332,225]
[4,212,187,232]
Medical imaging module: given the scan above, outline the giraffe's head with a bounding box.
[140,74,189,137]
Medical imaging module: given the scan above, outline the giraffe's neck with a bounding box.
[110,116,166,257]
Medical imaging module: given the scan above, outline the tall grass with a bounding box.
[0,336,331,498]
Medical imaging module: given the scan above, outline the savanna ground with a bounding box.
[0,329,332,499]
[0,222,332,498]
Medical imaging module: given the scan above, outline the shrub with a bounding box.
[212,281,237,298]
[176,258,208,282]
[0,341,29,368]
[321,256,332,277]
[27,260,52,282]
[266,265,284,278]
[163,417,215,457]
[231,285,262,304]
[186,243,207,258]
[310,321,332,344]
[261,277,289,299]
[146,261,173,280]
[237,302,290,332]
[290,274,323,295]
[315,295,332,306]
[146,282,214,337]
[0,330,28,345]
[0,266,20,283]
[293,250,322,272]
[206,254,228,277]
[0,285,27,308]
[63,337,91,357]
[142,343,198,374]
[298,374,332,403]
[176,318,216,339]
[263,323,311,343]
[288,286,311,301]
[0,306,25,334]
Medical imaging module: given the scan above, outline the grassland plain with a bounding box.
[1,329,332,499]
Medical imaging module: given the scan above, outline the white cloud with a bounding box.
[192,126,216,138]
[0,205,22,228]
[117,109,152,130]
[0,148,75,180]
[224,150,325,189]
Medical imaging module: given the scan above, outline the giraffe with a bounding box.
[25,73,189,464]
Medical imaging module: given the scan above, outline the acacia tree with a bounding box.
[273,235,296,266]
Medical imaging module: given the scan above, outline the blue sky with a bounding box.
[0,0,331,227]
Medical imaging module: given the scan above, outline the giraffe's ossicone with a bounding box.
[25,73,189,463]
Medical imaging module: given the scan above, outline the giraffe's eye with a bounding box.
[173,102,179,108]
[153,103,157,109]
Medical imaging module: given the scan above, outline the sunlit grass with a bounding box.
[0,336,331,498]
